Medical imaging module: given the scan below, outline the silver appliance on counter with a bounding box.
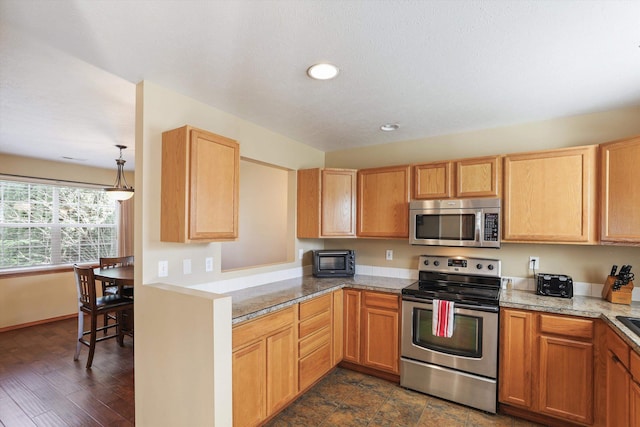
[401,255,502,413]
[409,198,501,248]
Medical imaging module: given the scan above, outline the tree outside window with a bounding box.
[0,179,118,270]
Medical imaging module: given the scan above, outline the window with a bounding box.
[0,178,118,271]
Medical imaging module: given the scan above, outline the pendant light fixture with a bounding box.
[105,144,134,201]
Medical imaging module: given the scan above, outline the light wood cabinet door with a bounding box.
[607,350,630,427]
[297,168,357,238]
[456,155,501,198]
[232,341,265,427]
[499,308,534,408]
[413,162,451,199]
[600,136,640,244]
[232,307,296,426]
[361,292,399,374]
[538,336,593,424]
[161,125,239,242]
[503,145,597,243]
[333,289,344,365]
[343,289,361,363]
[266,326,297,416]
[357,165,411,237]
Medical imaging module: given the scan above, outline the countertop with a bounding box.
[228,274,640,353]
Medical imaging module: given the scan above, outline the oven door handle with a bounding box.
[401,296,499,313]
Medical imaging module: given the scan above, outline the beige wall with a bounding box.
[324,105,640,282]
[134,80,326,426]
[0,154,132,329]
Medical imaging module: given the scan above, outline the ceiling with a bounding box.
[1,0,639,170]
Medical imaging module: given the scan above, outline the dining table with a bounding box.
[93,265,135,334]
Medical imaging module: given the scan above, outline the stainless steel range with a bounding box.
[401,255,501,413]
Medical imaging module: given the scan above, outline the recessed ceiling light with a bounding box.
[306,63,339,80]
[380,123,399,132]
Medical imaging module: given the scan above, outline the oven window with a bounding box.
[415,214,476,240]
[412,308,482,358]
[318,256,345,271]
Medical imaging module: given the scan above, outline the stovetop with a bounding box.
[402,255,502,306]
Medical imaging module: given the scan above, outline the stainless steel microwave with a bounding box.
[409,198,501,248]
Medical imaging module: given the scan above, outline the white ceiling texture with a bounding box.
[1,0,639,170]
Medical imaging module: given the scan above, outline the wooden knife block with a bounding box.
[602,275,634,305]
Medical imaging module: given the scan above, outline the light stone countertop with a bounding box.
[228,274,640,354]
[228,274,413,324]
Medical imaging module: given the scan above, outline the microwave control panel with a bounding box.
[483,213,500,242]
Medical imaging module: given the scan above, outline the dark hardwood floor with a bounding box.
[0,318,134,426]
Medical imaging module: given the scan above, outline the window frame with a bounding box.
[0,174,120,276]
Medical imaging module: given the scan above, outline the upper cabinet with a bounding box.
[161,125,239,243]
[357,165,411,238]
[503,145,597,244]
[297,168,357,238]
[600,136,640,245]
[413,155,501,200]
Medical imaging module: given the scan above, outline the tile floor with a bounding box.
[266,368,543,427]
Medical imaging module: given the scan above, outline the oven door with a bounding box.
[401,298,498,378]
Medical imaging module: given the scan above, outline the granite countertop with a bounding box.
[501,288,640,353]
[228,274,640,354]
[227,274,413,324]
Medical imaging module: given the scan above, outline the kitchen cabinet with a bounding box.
[342,289,400,377]
[297,168,357,238]
[499,308,596,425]
[232,306,297,427]
[357,165,411,238]
[413,155,501,200]
[503,145,597,244]
[298,293,333,391]
[604,325,640,426]
[600,136,640,245]
[161,125,239,242]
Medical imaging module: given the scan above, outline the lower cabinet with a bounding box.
[232,306,297,427]
[343,289,400,376]
[232,291,343,426]
[500,308,596,425]
[605,325,640,426]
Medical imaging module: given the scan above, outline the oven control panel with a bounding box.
[418,255,501,277]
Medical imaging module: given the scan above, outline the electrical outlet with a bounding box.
[158,260,168,277]
[205,257,213,272]
[298,249,304,260]
[183,259,192,275]
[386,249,393,261]
[529,256,540,270]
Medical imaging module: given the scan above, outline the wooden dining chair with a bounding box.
[73,265,134,369]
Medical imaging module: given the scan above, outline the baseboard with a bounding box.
[0,313,77,333]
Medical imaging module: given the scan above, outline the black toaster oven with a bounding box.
[312,249,355,277]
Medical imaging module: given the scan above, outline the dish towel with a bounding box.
[432,299,455,338]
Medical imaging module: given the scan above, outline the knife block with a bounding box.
[602,275,634,305]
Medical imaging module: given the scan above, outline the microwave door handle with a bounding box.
[475,211,482,242]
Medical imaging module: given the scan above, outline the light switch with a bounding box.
[158,260,168,277]
[183,259,192,275]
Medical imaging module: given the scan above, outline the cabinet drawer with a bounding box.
[299,326,331,358]
[233,306,295,350]
[299,294,332,321]
[608,326,630,368]
[299,309,331,339]
[363,292,398,310]
[299,342,332,391]
[539,314,593,339]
